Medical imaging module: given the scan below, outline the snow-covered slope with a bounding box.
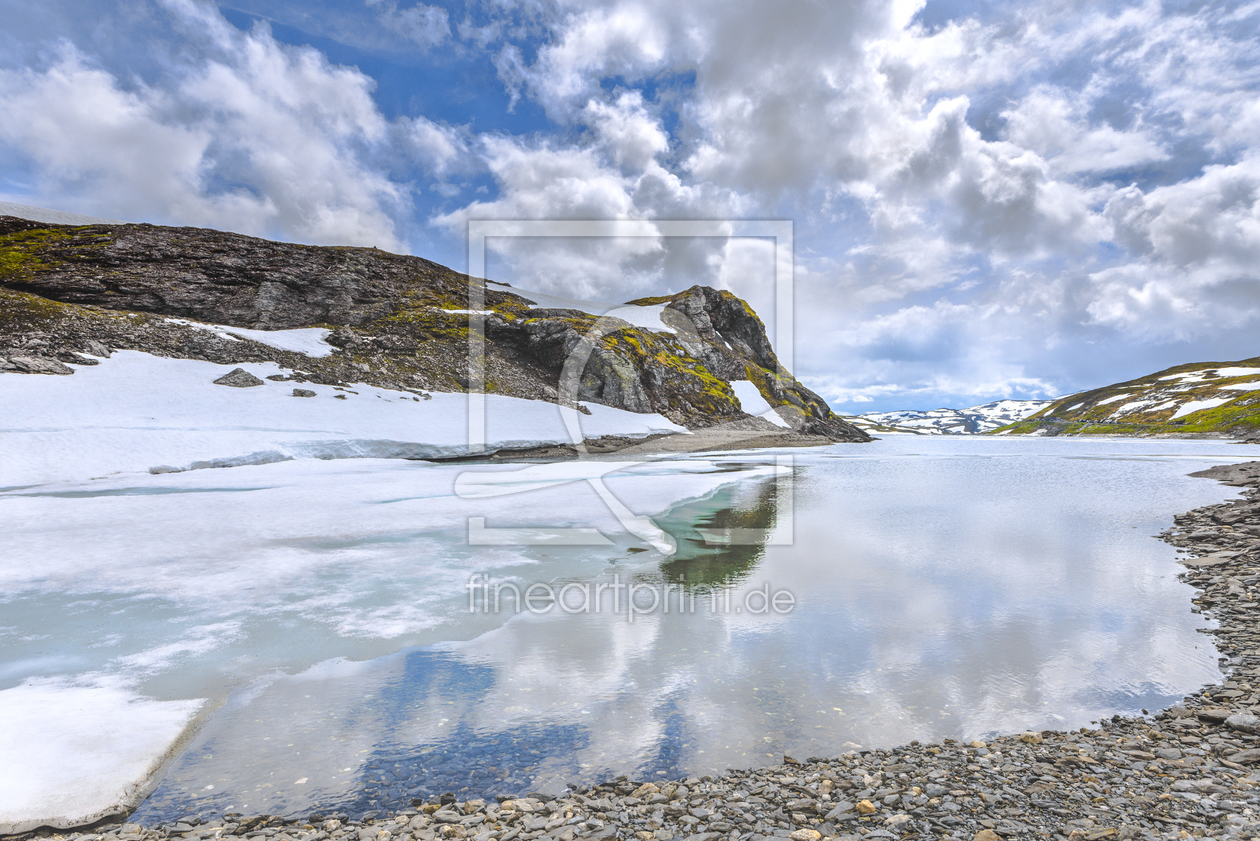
[1001,357,1260,437]
[0,350,688,487]
[848,399,1054,435]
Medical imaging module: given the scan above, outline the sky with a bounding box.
[1,0,1259,413]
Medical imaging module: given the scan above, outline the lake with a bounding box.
[3,436,1257,823]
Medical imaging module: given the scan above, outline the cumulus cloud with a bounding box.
[4,0,1260,410]
[0,0,414,249]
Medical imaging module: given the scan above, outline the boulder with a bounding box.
[213,368,264,388]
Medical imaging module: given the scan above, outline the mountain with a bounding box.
[0,214,867,443]
[995,358,1260,438]
[847,399,1054,435]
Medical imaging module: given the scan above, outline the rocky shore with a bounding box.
[11,462,1260,841]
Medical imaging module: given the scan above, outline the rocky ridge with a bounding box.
[12,462,1260,841]
[0,216,866,442]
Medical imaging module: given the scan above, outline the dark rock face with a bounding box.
[0,216,869,441]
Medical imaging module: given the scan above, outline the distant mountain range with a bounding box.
[996,357,1260,439]
[847,400,1053,435]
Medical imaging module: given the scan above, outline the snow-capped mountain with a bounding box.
[848,399,1055,435]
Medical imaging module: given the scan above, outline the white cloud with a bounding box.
[582,91,669,172]
[0,1,410,249]
[1002,88,1169,175]
[5,0,1260,410]
[365,0,451,47]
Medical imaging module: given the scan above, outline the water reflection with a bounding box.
[657,473,781,590]
[133,443,1229,822]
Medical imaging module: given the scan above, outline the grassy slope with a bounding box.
[994,357,1260,437]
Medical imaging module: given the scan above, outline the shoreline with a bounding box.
[419,427,845,464]
[9,461,1260,841]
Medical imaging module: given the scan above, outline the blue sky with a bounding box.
[2,0,1259,413]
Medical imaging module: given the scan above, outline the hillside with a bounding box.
[0,215,867,445]
[995,358,1260,438]
[848,399,1052,435]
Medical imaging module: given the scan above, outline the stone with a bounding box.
[9,355,74,375]
[823,803,853,821]
[787,832,820,841]
[854,800,876,815]
[1226,713,1260,733]
[973,831,1002,841]
[1196,708,1234,723]
[1179,552,1239,567]
[1227,748,1260,764]
[213,367,264,387]
[292,388,317,397]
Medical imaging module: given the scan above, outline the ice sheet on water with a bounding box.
[0,446,782,828]
[0,677,203,834]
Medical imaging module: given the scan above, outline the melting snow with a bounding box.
[0,351,687,486]
[1171,397,1233,420]
[1115,399,1159,415]
[730,380,791,428]
[486,282,679,335]
[0,679,202,833]
[165,320,335,357]
[1096,394,1131,406]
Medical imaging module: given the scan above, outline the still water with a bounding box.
[131,437,1255,821]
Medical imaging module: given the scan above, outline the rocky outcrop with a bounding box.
[0,216,868,441]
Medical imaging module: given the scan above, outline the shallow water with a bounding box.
[124,437,1260,821]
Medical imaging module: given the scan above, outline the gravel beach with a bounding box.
[11,460,1260,841]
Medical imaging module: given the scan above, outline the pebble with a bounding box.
[12,461,1260,841]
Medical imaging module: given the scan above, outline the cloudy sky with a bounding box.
[2,0,1259,412]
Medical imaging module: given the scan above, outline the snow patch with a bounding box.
[1171,397,1233,420]
[486,282,680,335]
[165,319,334,357]
[1114,399,1159,415]
[602,303,678,335]
[0,679,203,834]
[730,380,791,428]
[1095,394,1131,406]
[0,351,687,485]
